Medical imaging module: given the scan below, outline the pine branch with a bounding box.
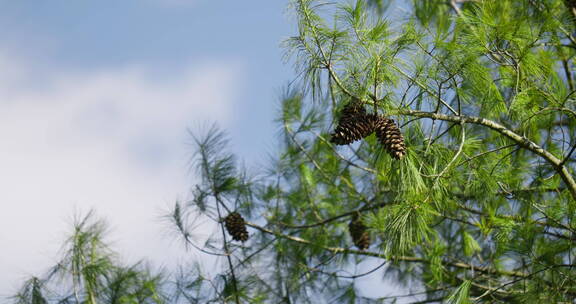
[251,219,576,298]
[374,287,451,302]
[459,144,517,166]
[432,123,465,182]
[407,298,444,304]
[168,202,228,257]
[307,127,378,174]
[283,121,370,204]
[297,0,355,100]
[443,207,576,242]
[245,221,528,279]
[213,192,241,304]
[277,200,388,229]
[300,260,388,280]
[456,202,575,234]
[394,109,576,200]
[194,128,241,304]
[563,0,576,28]
[392,66,459,115]
[561,143,576,167]
[473,264,576,301]
[449,0,462,16]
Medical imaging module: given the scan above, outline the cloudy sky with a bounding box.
[0,0,294,297]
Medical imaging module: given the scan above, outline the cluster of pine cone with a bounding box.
[224,212,249,242]
[330,101,406,160]
[349,215,371,250]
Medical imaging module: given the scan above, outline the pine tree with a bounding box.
[12,212,168,304]
[167,0,576,302]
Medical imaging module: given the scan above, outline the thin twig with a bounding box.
[458,144,517,166]
[430,123,465,182]
[278,200,388,229]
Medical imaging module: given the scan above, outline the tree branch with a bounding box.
[277,200,388,229]
[395,110,576,200]
[245,221,528,279]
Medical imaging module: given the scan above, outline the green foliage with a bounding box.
[13,278,47,304]
[13,211,168,304]
[446,280,471,304]
[461,231,481,257]
[372,201,434,254]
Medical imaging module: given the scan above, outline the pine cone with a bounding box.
[330,102,378,145]
[375,117,406,160]
[224,212,249,242]
[349,216,371,250]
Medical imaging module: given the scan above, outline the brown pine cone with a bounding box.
[375,117,406,160]
[224,212,249,242]
[330,102,378,145]
[349,216,371,250]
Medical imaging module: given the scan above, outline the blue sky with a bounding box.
[0,0,294,160]
[0,0,294,297]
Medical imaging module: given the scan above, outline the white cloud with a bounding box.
[0,54,244,296]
